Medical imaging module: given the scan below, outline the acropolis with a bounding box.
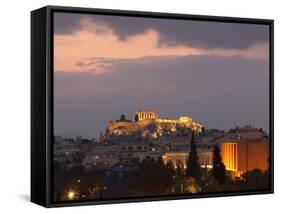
[106,109,204,138]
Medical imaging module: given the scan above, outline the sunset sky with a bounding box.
[54,12,270,138]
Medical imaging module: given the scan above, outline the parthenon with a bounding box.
[135,109,158,121]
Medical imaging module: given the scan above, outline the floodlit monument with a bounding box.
[106,109,204,137]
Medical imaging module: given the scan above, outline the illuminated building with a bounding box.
[162,150,213,169]
[179,116,193,123]
[135,109,158,121]
[218,124,269,177]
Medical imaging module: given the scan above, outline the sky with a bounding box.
[53,12,270,139]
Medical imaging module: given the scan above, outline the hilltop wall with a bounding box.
[106,117,203,137]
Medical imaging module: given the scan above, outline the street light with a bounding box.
[67,191,75,200]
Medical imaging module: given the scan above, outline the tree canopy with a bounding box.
[186,132,201,180]
[212,145,226,184]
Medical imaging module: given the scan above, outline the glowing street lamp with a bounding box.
[67,191,75,200]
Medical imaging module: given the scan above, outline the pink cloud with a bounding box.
[54,18,269,73]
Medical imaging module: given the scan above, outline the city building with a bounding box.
[83,141,162,170]
[55,111,269,181]
[53,137,84,169]
[218,124,269,177]
[162,149,213,169]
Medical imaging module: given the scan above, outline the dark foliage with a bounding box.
[212,145,226,184]
[135,114,139,122]
[186,132,201,179]
[53,163,106,200]
[120,114,126,121]
[240,169,269,190]
[176,160,184,177]
[134,157,175,194]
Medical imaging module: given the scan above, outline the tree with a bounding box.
[176,161,184,177]
[135,114,139,122]
[212,145,226,184]
[165,161,176,186]
[201,127,205,133]
[186,132,201,179]
[241,169,269,190]
[174,161,185,193]
[120,114,126,121]
[135,156,175,194]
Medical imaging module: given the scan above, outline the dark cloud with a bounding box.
[54,55,269,138]
[54,12,269,49]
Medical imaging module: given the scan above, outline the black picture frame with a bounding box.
[31,5,274,208]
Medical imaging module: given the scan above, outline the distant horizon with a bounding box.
[54,13,270,139]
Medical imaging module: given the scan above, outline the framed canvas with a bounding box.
[31,5,274,207]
